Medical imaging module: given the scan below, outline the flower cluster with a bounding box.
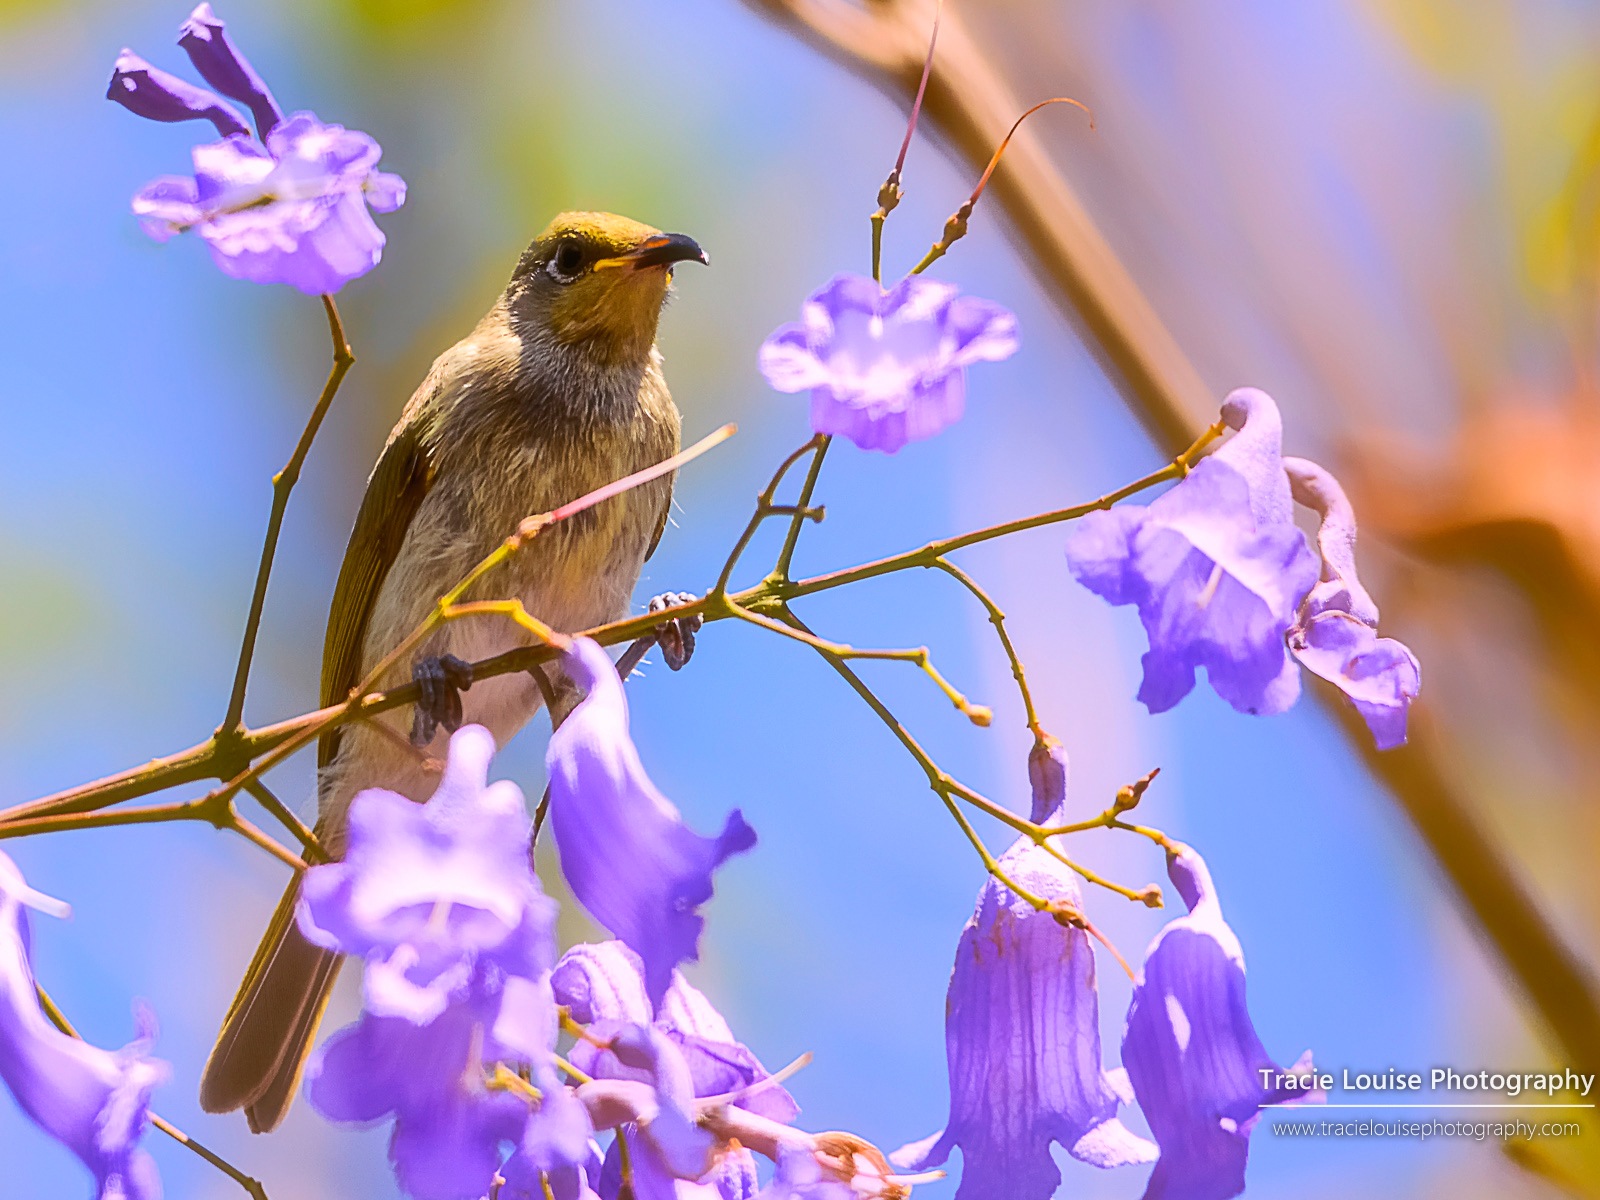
[0,852,168,1200]
[1065,388,1420,748]
[898,744,1314,1200]
[109,5,405,294]
[294,643,916,1200]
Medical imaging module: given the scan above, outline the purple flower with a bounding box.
[299,724,555,1012]
[0,852,168,1200]
[1122,846,1316,1200]
[300,726,567,1200]
[893,741,1155,1199]
[111,6,404,294]
[547,638,755,1010]
[1284,458,1421,750]
[758,273,1019,453]
[309,994,530,1200]
[1066,388,1319,717]
[576,1026,717,1199]
[554,941,798,1125]
[495,1076,601,1200]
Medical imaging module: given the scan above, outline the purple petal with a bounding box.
[499,1082,597,1199]
[1123,846,1313,1200]
[1212,389,1294,530]
[1289,613,1420,750]
[0,853,168,1200]
[894,807,1154,1198]
[178,4,283,138]
[1281,457,1421,748]
[1065,506,1149,608]
[1283,457,1379,625]
[107,48,248,138]
[760,272,1016,453]
[298,724,552,973]
[547,639,755,1009]
[758,325,830,394]
[558,942,798,1123]
[130,176,203,241]
[944,294,1021,366]
[1067,451,1319,719]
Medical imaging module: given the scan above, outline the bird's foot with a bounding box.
[410,654,473,746]
[648,592,703,671]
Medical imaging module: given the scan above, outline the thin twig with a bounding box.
[724,597,990,725]
[241,778,326,862]
[928,557,1041,736]
[35,987,270,1199]
[221,295,353,735]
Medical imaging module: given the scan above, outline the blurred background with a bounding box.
[2,0,1597,1196]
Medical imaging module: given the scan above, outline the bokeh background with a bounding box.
[2,0,1597,1196]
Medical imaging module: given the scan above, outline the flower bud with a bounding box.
[107,49,248,138]
[178,4,284,138]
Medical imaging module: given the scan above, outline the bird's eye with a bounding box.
[547,240,586,282]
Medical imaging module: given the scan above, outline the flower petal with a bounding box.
[547,639,755,1009]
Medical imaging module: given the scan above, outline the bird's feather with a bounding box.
[318,419,437,769]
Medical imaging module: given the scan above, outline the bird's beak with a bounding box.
[595,232,709,272]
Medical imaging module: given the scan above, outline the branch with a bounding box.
[741,0,1600,1079]
[1,426,1212,832]
[221,295,353,735]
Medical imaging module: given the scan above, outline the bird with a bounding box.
[199,211,708,1132]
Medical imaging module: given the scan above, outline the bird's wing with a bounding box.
[644,488,672,563]
[318,421,436,769]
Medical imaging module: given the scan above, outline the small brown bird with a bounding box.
[200,211,707,1132]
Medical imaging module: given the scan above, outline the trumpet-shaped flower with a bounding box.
[0,853,167,1200]
[893,740,1155,1199]
[1283,458,1420,750]
[109,5,404,294]
[1066,388,1319,717]
[759,273,1019,453]
[300,726,566,1200]
[547,638,755,1010]
[1122,846,1316,1200]
[554,941,798,1124]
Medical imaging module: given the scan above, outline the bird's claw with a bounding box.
[411,654,473,746]
[648,592,703,672]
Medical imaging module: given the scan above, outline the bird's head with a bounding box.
[506,211,707,366]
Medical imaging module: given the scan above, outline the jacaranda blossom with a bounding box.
[110,5,405,294]
[573,1024,717,1200]
[893,740,1155,1199]
[1122,846,1317,1200]
[1284,457,1421,750]
[758,273,1019,453]
[554,941,798,1125]
[547,637,755,1010]
[0,852,168,1200]
[300,726,570,1200]
[1066,388,1319,717]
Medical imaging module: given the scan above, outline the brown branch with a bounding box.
[740,0,1600,1077]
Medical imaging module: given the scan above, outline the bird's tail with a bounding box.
[200,874,342,1133]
